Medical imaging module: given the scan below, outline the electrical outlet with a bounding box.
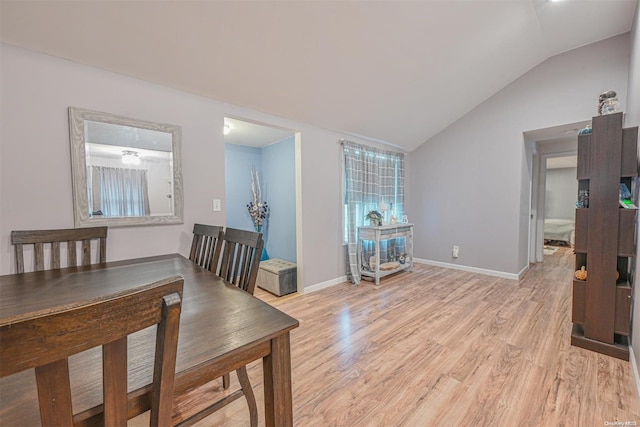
[452,245,459,258]
[213,199,221,212]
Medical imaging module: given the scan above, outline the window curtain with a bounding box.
[90,166,150,217]
[343,141,405,284]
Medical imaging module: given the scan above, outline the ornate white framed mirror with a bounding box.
[69,107,184,227]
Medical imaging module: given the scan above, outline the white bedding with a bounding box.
[544,218,575,245]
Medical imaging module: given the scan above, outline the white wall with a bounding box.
[0,34,633,285]
[627,0,640,385]
[408,34,630,275]
[0,43,393,290]
[545,167,577,220]
[628,2,640,128]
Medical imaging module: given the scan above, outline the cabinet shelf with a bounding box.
[573,205,636,256]
[571,324,629,360]
[576,126,638,179]
[570,112,637,361]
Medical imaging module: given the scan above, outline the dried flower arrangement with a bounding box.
[247,166,269,231]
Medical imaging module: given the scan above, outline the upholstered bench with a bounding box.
[257,259,297,296]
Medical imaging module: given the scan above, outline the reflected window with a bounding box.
[84,121,174,218]
[89,166,150,217]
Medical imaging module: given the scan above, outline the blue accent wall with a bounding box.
[224,138,296,263]
[224,144,262,232]
[262,137,296,262]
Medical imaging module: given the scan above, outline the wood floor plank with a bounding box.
[173,247,640,426]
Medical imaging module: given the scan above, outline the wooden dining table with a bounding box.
[0,254,299,426]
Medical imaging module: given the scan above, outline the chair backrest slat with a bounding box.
[0,276,183,427]
[14,243,24,273]
[99,238,107,263]
[11,227,108,273]
[189,224,224,273]
[218,228,263,295]
[82,239,92,265]
[68,240,77,267]
[34,242,45,271]
[51,241,61,269]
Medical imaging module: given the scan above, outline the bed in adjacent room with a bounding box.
[544,218,575,246]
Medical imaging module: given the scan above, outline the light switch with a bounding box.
[213,199,221,212]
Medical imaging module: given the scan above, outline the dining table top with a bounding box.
[0,253,299,425]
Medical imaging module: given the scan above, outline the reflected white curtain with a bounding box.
[90,166,150,217]
[343,141,405,284]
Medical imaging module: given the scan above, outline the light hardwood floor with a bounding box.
[162,247,640,426]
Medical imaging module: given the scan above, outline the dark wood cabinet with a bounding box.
[571,112,638,361]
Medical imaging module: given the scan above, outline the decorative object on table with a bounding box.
[247,166,269,260]
[379,201,389,224]
[365,210,383,226]
[598,90,617,115]
[399,253,407,264]
[576,189,589,208]
[401,215,408,223]
[379,261,401,271]
[390,215,398,225]
[578,124,592,135]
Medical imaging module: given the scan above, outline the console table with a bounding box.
[357,223,414,285]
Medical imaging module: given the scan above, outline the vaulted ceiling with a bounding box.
[1,0,637,151]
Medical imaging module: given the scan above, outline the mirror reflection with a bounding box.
[85,121,174,217]
[69,108,183,228]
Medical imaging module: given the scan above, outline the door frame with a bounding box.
[531,149,577,263]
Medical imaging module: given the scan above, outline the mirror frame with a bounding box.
[69,107,184,228]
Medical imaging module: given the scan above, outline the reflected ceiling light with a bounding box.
[223,124,231,135]
[122,150,140,165]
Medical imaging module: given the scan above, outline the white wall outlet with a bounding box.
[213,199,221,212]
[452,245,459,258]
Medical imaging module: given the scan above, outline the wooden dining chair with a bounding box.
[11,226,108,273]
[189,224,224,272]
[179,228,264,427]
[0,276,184,427]
[218,227,264,295]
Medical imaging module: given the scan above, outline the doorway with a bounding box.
[223,116,303,287]
[526,120,589,263]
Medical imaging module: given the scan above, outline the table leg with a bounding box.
[375,234,380,285]
[263,332,293,427]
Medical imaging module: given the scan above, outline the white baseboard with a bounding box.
[630,346,640,406]
[303,260,526,294]
[303,275,348,294]
[413,258,520,281]
[518,264,530,280]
